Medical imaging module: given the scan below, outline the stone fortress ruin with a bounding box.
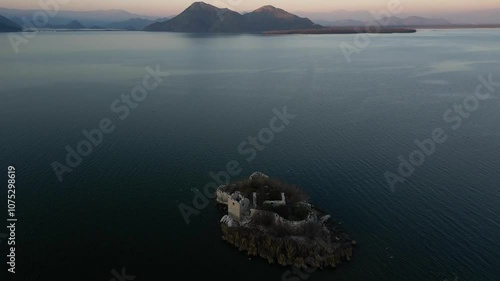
[217,172,287,224]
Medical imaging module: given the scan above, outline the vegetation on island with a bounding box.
[217,173,355,269]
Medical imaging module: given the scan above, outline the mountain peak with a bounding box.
[255,5,279,11]
[253,5,296,19]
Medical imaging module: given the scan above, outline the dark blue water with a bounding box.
[0,29,499,281]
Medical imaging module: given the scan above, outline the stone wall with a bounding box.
[216,189,230,204]
[263,192,286,207]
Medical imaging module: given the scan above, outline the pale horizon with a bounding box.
[1,0,500,17]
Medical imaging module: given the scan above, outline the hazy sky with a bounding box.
[2,0,500,16]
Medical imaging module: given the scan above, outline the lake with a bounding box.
[0,29,499,280]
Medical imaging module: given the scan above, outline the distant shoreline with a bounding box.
[263,27,417,35]
[263,24,500,35]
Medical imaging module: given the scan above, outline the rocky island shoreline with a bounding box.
[216,172,355,269]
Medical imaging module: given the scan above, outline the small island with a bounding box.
[216,172,355,269]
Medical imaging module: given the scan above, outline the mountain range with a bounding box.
[45,20,86,30]
[1,3,499,33]
[144,2,319,33]
[369,16,452,27]
[308,13,452,27]
[0,7,159,27]
[106,17,170,31]
[0,6,169,31]
[316,16,452,27]
[296,9,500,25]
